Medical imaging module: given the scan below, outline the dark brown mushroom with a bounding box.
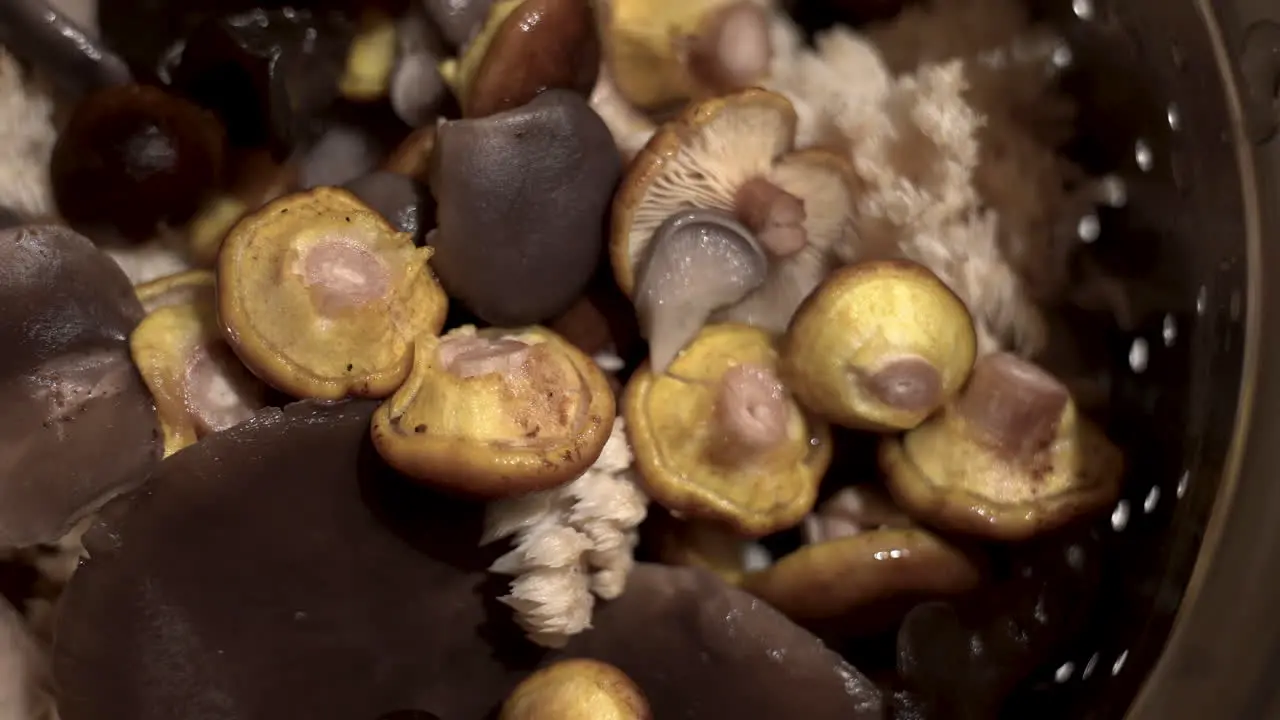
[428,89,621,325]
[51,84,226,242]
[0,0,131,99]
[0,225,160,549]
[342,170,433,239]
[55,400,882,720]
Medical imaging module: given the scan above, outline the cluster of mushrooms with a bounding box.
[0,0,1130,717]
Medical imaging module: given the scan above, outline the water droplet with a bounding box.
[1135,139,1155,171]
[1113,650,1129,675]
[1078,214,1101,242]
[742,543,773,572]
[1082,653,1100,679]
[1065,544,1085,570]
[1073,0,1095,20]
[1055,662,1076,683]
[1128,338,1149,373]
[1162,314,1177,346]
[1144,486,1161,513]
[1098,175,1128,207]
[1177,471,1189,498]
[1195,286,1208,315]
[1167,103,1182,131]
[1052,44,1074,68]
[1111,500,1130,531]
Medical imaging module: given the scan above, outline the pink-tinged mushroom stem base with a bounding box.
[438,336,532,378]
[855,356,944,414]
[295,238,393,316]
[183,343,262,435]
[710,363,791,463]
[955,352,1070,462]
[685,1,774,94]
[734,177,807,258]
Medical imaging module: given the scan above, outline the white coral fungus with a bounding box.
[482,417,649,648]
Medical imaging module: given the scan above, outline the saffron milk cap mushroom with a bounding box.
[622,324,831,536]
[880,352,1125,541]
[781,260,978,432]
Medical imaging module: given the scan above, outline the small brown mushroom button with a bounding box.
[449,0,599,118]
[130,295,268,456]
[623,324,831,536]
[54,400,883,720]
[218,187,448,401]
[603,0,773,110]
[612,90,857,336]
[428,90,621,326]
[134,269,216,314]
[881,352,1125,541]
[500,659,651,720]
[782,260,978,432]
[0,225,160,549]
[51,84,226,241]
[372,325,615,498]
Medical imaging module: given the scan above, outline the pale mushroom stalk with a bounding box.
[734,176,808,257]
[390,10,447,127]
[634,209,767,373]
[682,0,773,95]
[438,335,531,377]
[0,0,132,99]
[709,363,790,463]
[954,351,1070,461]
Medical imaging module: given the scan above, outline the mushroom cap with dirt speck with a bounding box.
[0,224,161,549]
[880,352,1125,541]
[53,399,883,720]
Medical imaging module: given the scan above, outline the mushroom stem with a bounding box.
[734,177,807,257]
[684,1,773,95]
[954,352,1070,462]
[438,336,532,378]
[853,355,944,414]
[293,239,394,316]
[709,364,790,463]
[0,0,132,98]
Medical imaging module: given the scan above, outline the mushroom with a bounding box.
[390,8,449,128]
[130,293,269,456]
[51,84,226,241]
[217,187,448,400]
[781,260,978,432]
[0,596,49,719]
[166,8,355,151]
[428,90,621,326]
[651,514,769,584]
[384,125,438,180]
[297,122,385,190]
[446,0,599,118]
[342,170,432,239]
[0,0,131,98]
[741,521,981,639]
[54,399,883,720]
[623,324,831,536]
[0,225,161,549]
[372,325,615,499]
[186,149,300,266]
[422,0,498,52]
[587,64,657,162]
[880,352,1125,541]
[611,89,856,348]
[133,269,216,315]
[338,9,399,102]
[601,0,774,111]
[500,659,650,720]
[633,209,767,373]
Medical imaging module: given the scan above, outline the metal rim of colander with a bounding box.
[1125,0,1277,716]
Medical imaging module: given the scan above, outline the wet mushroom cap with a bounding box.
[217,187,448,400]
[499,659,651,720]
[623,324,831,536]
[424,0,499,51]
[740,527,982,638]
[428,90,621,326]
[0,225,160,548]
[54,400,882,720]
[880,352,1125,541]
[342,170,431,237]
[371,326,615,498]
[781,260,978,432]
[457,0,600,118]
[51,84,226,241]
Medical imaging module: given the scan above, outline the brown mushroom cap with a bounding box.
[881,352,1125,541]
[429,90,621,326]
[459,0,600,118]
[0,225,160,548]
[781,260,978,432]
[740,527,982,638]
[54,400,883,720]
